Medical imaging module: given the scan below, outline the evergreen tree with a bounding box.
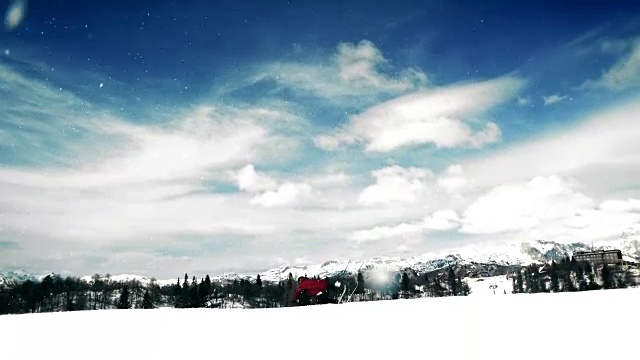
[517,270,524,293]
[284,273,295,306]
[20,280,37,313]
[523,265,541,293]
[558,259,575,292]
[173,278,182,308]
[601,263,615,289]
[241,279,252,303]
[400,272,411,297]
[117,285,131,309]
[200,275,212,306]
[576,264,587,291]
[550,261,559,292]
[142,289,154,309]
[180,274,191,308]
[459,277,469,296]
[356,271,365,294]
[447,267,458,296]
[255,275,263,306]
[532,265,545,293]
[564,268,577,292]
[189,276,199,307]
[615,273,628,289]
[256,275,263,295]
[287,273,294,288]
[584,262,599,290]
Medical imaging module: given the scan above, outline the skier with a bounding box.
[293,276,338,305]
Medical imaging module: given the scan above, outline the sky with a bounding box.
[1,0,640,279]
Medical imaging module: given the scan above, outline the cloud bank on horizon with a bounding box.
[1,1,640,278]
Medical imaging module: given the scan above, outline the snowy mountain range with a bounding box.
[250,237,640,283]
[0,270,55,287]
[3,225,640,286]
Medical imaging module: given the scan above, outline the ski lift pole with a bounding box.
[346,262,366,303]
[334,260,351,289]
[335,260,351,304]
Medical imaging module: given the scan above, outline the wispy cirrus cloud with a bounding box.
[581,37,640,91]
[244,40,428,104]
[459,97,640,193]
[314,76,524,153]
[543,94,569,105]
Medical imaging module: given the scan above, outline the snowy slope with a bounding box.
[619,225,640,259]
[79,274,176,287]
[466,276,513,296]
[253,254,461,283]
[1,288,638,360]
[0,270,52,287]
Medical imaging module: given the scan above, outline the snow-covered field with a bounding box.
[1,288,638,360]
[467,275,513,296]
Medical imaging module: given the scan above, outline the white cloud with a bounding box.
[6,105,290,188]
[256,40,428,101]
[0,76,312,246]
[422,209,461,231]
[5,34,640,277]
[509,206,640,245]
[517,96,531,106]
[314,76,523,152]
[543,94,568,105]
[396,244,411,253]
[250,182,313,207]
[358,165,433,206]
[437,164,471,194]
[459,97,640,194]
[599,198,640,213]
[582,37,640,90]
[234,164,278,193]
[306,172,351,188]
[349,223,422,243]
[334,40,428,91]
[461,175,594,234]
[348,209,460,243]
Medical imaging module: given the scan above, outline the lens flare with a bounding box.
[4,0,27,31]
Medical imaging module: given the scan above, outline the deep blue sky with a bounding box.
[4,1,638,110]
[1,0,640,277]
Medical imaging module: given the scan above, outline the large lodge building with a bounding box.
[572,249,623,266]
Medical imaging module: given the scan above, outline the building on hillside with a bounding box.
[573,249,622,266]
[467,270,490,278]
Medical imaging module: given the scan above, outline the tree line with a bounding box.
[0,266,472,314]
[511,256,636,294]
[2,258,635,315]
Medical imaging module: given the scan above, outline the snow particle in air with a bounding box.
[4,49,9,56]
[99,83,104,88]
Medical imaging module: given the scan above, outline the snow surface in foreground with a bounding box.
[1,288,638,360]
